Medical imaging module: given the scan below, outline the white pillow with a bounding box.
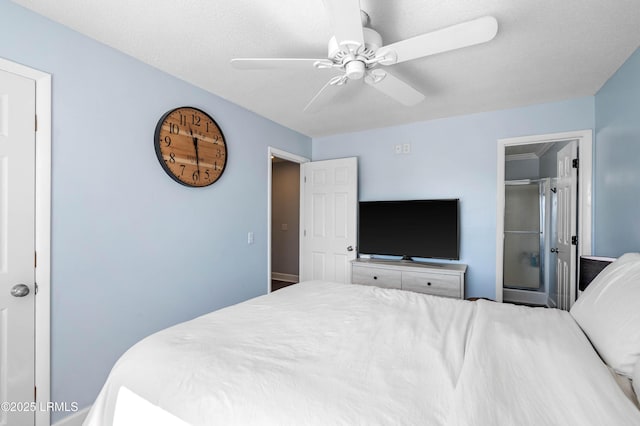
[570,252,640,377]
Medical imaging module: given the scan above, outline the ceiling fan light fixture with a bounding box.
[345,60,365,80]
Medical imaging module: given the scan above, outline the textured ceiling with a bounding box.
[11,0,640,137]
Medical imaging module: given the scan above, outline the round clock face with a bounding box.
[154,107,227,187]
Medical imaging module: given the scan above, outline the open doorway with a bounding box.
[496,130,592,308]
[271,156,300,291]
[267,148,309,293]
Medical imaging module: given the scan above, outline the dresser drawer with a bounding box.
[352,265,401,289]
[401,271,461,298]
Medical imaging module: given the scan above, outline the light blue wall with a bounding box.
[313,97,595,299]
[0,0,311,420]
[594,47,640,257]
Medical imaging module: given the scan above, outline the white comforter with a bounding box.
[84,281,640,426]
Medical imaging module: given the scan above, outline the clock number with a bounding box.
[169,123,180,134]
[192,170,200,182]
[205,122,209,132]
[179,164,185,176]
[169,152,176,163]
[179,113,187,126]
[213,135,219,143]
[164,136,171,147]
[216,148,222,158]
[204,170,210,180]
[191,114,201,126]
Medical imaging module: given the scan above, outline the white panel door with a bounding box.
[0,69,36,426]
[301,157,357,283]
[555,141,577,310]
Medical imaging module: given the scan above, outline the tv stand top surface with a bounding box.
[352,258,467,274]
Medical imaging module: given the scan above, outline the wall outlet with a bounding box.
[394,144,411,154]
[247,231,254,245]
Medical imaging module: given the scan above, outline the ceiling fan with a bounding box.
[231,0,498,112]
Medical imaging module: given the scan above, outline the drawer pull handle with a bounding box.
[427,282,432,286]
[373,276,378,280]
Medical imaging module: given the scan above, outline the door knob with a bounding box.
[347,246,354,252]
[11,284,30,297]
[550,248,559,253]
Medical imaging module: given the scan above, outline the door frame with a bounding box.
[495,130,592,304]
[0,57,51,426]
[266,147,309,293]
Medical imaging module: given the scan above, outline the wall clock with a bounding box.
[154,106,227,187]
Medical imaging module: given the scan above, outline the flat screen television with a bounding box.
[358,199,459,261]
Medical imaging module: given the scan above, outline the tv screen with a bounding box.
[358,199,459,261]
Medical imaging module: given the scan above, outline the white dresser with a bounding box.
[351,258,467,299]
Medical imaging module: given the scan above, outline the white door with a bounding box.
[555,141,578,310]
[301,157,357,283]
[0,69,36,426]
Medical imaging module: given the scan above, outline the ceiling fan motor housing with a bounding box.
[328,27,382,79]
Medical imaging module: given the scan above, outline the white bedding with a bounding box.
[448,301,640,425]
[84,281,640,426]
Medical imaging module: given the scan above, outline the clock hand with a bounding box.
[193,135,200,174]
[188,127,200,174]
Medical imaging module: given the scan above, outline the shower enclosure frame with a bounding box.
[503,178,549,293]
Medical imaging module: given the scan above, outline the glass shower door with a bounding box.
[503,181,543,290]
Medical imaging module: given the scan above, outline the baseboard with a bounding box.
[547,295,557,308]
[272,272,298,283]
[52,406,90,426]
[503,288,548,306]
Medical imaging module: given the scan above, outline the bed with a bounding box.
[84,254,640,426]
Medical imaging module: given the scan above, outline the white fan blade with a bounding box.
[364,70,425,106]
[376,16,498,65]
[231,58,332,70]
[321,0,364,52]
[304,75,346,113]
